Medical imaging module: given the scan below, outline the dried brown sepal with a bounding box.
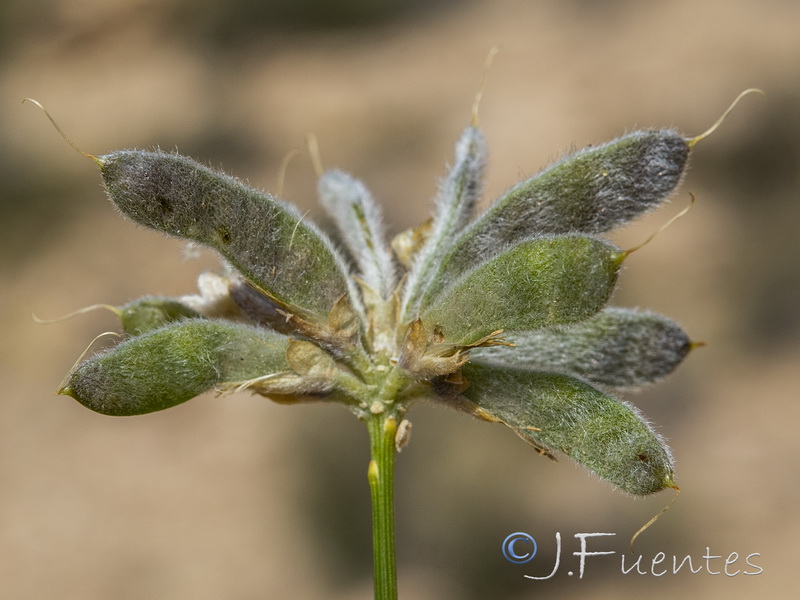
[286,339,338,379]
[238,279,359,352]
[398,319,469,379]
[326,295,361,347]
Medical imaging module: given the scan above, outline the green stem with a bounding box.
[367,412,398,600]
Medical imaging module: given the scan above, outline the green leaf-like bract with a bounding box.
[421,235,622,344]
[420,130,688,307]
[471,307,692,388]
[99,150,360,319]
[455,363,675,495]
[61,320,291,416]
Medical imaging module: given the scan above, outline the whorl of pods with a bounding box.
[59,114,699,496]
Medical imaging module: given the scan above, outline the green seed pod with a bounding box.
[450,363,675,495]
[421,130,688,307]
[471,307,693,388]
[98,150,361,320]
[60,320,293,416]
[318,169,397,299]
[403,125,487,318]
[118,296,202,336]
[420,234,622,345]
[493,130,688,234]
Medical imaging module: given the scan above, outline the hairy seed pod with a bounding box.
[493,130,689,234]
[118,296,202,336]
[98,150,360,319]
[420,234,623,345]
[471,307,693,388]
[60,320,292,416]
[452,363,676,495]
[422,130,688,306]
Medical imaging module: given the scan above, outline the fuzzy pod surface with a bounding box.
[420,234,623,345]
[457,363,675,495]
[119,296,202,336]
[471,307,693,388]
[422,130,689,306]
[99,150,358,318]
[61,320,291,416]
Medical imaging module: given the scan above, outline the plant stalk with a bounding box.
[367,412,398,600]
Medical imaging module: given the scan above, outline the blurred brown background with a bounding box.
[1,0,798,598]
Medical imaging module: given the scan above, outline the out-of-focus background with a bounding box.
[1,1,797,598]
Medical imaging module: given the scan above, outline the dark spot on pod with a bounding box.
[217,225,232,244]
[155,195,172,214]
